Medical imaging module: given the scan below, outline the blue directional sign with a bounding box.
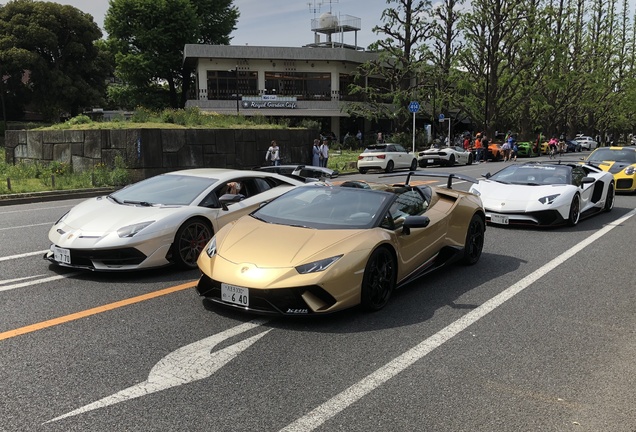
[439,113,445,120]
[408,101,420,113]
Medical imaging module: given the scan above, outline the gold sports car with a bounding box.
[196,173,486,315]
[585,146,636,193]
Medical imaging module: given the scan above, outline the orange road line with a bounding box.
[0,281,197,342]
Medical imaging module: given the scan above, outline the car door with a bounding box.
[569,166,595,210]
[393,144,409,168]
[382,189,448,281]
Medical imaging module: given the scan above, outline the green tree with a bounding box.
[0,0,110,121]
[105,0,239,109]
[344,0,434,131]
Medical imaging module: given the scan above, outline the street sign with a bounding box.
[408,101,420,113]
[438,113,445,122]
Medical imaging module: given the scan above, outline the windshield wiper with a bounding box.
[123,200,154,206]
[108,194,122,204]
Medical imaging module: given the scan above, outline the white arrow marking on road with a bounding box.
[45,319,270,424]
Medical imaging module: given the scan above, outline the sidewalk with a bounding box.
[0,188,115,206]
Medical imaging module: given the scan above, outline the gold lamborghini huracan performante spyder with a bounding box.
[196,173,486,315]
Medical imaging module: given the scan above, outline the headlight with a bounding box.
[538,194,560,205]
[625,166,636,175]
[470,188,481,196]
[117,221,154,238]
[205,236,217,258]
[295,255,343,274]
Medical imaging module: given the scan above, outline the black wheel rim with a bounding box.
[570,196,580,224]
[466,218,484,261]
[386,161,394,172]
[606,185,615,210]
[365,250,394,308]
[178,222,211,267]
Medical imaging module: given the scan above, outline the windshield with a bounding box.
[111,174,215,206]
[588,148,636,164]
[252,186,391,229]
[489,165,571,185]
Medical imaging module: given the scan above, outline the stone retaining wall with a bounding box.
[4,128,317,180]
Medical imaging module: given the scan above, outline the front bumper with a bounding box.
[196,273,338,316]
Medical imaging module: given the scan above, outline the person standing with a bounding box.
[265,140,280,166]
[311,139,321,166]
[377,131,384,144]
[473,133,483,163]
[319,140,329,168]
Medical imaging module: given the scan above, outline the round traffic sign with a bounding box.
[408,101,420,113]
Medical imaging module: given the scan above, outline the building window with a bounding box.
[265,71,331,100]
[207,70,258,100]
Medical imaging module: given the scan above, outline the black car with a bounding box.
[566,140,582,152]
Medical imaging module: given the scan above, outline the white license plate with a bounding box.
[366,156,374,161]
[427,159,434,163]
[53,246,71,264]
[221,283,249,307]
[490,214,509,225]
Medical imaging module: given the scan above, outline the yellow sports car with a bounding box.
[196,173,486,315]
[585,146,636,193]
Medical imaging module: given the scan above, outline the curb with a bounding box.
[0,188,116,206]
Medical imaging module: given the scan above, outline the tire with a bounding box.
[172,218,213,269]
[466,154,473,165]
[358,168,368,174]
[447,154,456,166]
[567,194,581,226]
[385,160,394,173]
[410,159,418,171]
[604,183,615,212]
[360,247,396,312]
[462,214,485,265]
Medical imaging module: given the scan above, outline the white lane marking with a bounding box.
[0,204,73,215]
[0,222,52,231]
[0,250,49,262]
[280,209,636,432]
[0,275,43,285]
[45,319,271,424]
[0,273,80,293]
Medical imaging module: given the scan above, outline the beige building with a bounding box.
[183,13,389,141]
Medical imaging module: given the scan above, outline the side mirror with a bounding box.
[580,177,595,187]
[219,193,245,210]
[402,215,430,235]
[484,172,492,179]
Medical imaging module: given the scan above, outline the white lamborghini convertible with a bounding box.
[469,162,615,227]
[45,169,305,271]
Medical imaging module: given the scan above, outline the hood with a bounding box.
[217,216,363,267]
[593,160,633,174]
[61,197,185,233]
[471,181,568,211]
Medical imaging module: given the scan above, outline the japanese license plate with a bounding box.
[490,214,509,225]
[221,283,249,307]
[53,246,71,264]
[427,159,434,164]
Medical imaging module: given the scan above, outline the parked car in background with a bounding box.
[574,135,598,150]
[256,165,339,182]
[585,146,636,193]
[516,141,540,157]
[418,145,473,167]
[566,140,582,153]
[357,143,418,174]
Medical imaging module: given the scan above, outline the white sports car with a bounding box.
[469,162,615,227]
[45,169,305,271]
[418,145,474,167]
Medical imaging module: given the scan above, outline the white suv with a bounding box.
[357,143,418,174]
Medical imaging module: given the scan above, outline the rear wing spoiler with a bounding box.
[380,170,479,189]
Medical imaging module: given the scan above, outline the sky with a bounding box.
[43,0,389,49]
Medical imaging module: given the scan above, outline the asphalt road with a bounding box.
[1,156,635,432]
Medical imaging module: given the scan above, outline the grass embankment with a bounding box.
[0,109,361,195]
